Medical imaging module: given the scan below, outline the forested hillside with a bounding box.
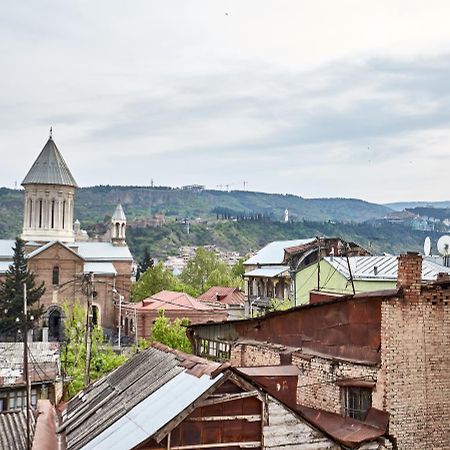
[0,185,433,260]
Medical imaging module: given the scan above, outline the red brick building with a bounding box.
[0,134,134,340]
[119,290,228,340]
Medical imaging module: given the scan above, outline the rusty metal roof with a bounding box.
[297,405,388,448]
[237,365,300,377]
[198,286,245,306]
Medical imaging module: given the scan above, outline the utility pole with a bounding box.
[23,283,31,450]
[134,303,138,345]
[83,272,94,387]
[118,293,123,350]
[345,245,356,295]
[317,238,321,291]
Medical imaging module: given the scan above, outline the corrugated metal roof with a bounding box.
[83,262,117,275]
[0,342,61,387]
[61,345,223,450]
[245,238,316,265]
[22,137,77,187]
[111,204,126,221]
[244,265,290,278]
[72,242,133,261]
[0,410,36,450]
[82,371,223,450]
[324,255,450,281]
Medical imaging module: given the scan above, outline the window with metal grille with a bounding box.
[342,386,372,420]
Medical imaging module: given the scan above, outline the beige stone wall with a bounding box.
[230,342,281,367]
[292,353,379,414]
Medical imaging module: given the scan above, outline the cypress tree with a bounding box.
[0,238,45,338]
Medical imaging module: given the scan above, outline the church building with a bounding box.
[0,132,134,340]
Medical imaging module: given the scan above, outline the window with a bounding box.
[62,201,66,229]
[51,200,55,228]
[39,199,43,228]
[28,199,33,227]
[199,339,230,361]
[6,388,38,411]
[52,266,60,286]
[342,387,372,420]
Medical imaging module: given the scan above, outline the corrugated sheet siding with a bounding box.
[263,398,339,450]
[0,410,35,450]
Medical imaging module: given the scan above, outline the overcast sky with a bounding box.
[1,1,450,203]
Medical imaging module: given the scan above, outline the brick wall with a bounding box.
[230,343,281,367]
[292,353,379,414]
[381,253,450,449]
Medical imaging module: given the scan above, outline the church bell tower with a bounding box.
[21,131,78,243]
[111,203,127,246]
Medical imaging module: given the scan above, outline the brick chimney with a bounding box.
[397,252,422,301]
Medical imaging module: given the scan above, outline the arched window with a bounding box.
[62,201,66,229]
[92,305,99,326]
[39,200,43,228]
[115,222,120,237]
[121,223,125,237]
[51,200,55,229]
[28,199,33,227]
[52,266,59,286]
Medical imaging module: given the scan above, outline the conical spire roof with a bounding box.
[112,203,127,221]
[22,137,77,187]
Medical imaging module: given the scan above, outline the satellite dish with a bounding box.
[437,235,450,256]
[424,236,431,256]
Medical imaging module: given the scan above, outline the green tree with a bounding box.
[136,247,154,280]
[61,301,126,398]
[131,262,194,301]
[0,238,45,337]
[150,309,192,353]
[179,248,243,296]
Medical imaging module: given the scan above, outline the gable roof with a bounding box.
[324,255,450,282]
[139,290,212,311]
[60,344,224,450]
[22,137,77,187]
[245,238,316,266]
[27,241,83,261]
[198,286,245,305]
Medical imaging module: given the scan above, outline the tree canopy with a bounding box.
[61,301,126,398]
[131,261,194,301]
[149,309,192,353]
[136,247,154,280]
[179,248,243,296]
[131,249,244,301]
[0,238,45,337]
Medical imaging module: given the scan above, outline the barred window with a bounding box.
[342,387,372,420]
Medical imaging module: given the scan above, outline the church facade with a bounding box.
[0,133,134,340]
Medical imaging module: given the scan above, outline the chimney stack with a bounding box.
[397,252,422,301]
